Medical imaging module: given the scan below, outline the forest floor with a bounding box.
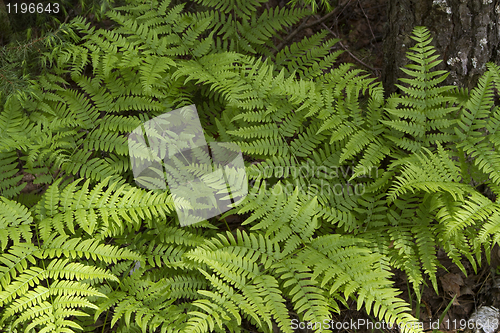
[272,0,500,331]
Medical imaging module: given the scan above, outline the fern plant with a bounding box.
[1,0,500,331]
[218,24,500,312]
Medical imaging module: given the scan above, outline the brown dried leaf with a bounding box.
[440,273,464,297]
[460,285,474,296]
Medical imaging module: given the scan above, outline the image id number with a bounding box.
[6,3,60,14]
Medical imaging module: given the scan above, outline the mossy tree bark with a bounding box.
[383,0,500,95]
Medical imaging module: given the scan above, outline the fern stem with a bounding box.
[222,216,231,231]
[34,225,54,306]
[101,309,110,333]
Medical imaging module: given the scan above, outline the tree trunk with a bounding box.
[383,0,500,96]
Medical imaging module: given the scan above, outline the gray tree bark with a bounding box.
[383,0,500,96]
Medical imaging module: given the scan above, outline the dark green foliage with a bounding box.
[1,1,500,332]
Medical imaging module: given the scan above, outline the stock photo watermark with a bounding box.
[250,164,380,198]
[290,318,499,331]
[251,164,379,181]
[128,104,248,227]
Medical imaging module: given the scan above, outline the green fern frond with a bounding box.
[388,144,468,202]
[303,234,419,332]
[455,71,495,141]
[0,198,33,251]
[275,31,342,79]
[35,178,175,240]
[383,26,457,152]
